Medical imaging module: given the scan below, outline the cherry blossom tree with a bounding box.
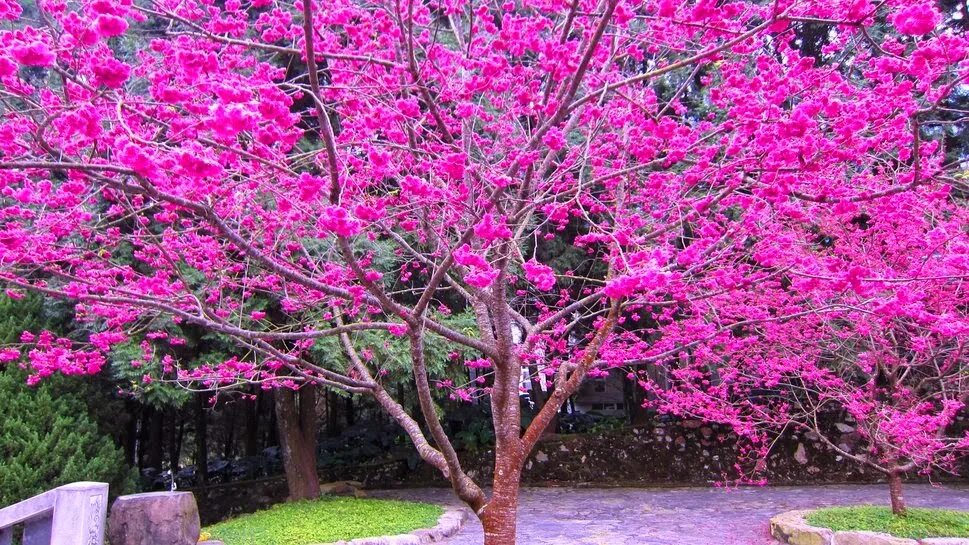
[0,0,966,541]
[647,189,969,515]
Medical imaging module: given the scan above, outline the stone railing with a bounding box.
[0,482,108,545]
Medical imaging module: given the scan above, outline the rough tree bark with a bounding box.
[167,408,183,478]
[244,388,261,457]
[275,382,321,500]
[195,393,209,486]
[146,407,163,471]
[888,469,907,516]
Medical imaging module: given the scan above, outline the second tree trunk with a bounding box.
[275,384,322,500]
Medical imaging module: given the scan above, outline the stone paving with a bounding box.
[379,484,969,545]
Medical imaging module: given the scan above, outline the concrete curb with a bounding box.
[770,510,969,545]
[325,506,468,545]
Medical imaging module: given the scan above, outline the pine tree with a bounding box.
[0,368,135,505]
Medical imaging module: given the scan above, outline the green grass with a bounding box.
[204,496,445,545]
[806,506,969,539]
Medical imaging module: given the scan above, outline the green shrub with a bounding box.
[205,497,444,545]
[806,506,969,539]
[0,369,135,506]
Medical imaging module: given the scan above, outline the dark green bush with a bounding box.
[0,369,135,506]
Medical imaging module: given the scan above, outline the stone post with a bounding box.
[50,482,108,545]
[0,482,108,545]
[108,492,201,545]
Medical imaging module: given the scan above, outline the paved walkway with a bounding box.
[380,484,969,545]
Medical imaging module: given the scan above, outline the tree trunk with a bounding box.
[195,394,209,486]
[267,390,279,447]
[146,407,163,470]
[483,359,524,545]
[244,388,261,457]
[123,404,139,466]
[529,375,557,435]
[888,469,906,516]
[223,403,236,460]
[623,375,648,425]
[326,390,342,437]
[480,463,521,545]
[275,384,321,500]
[167,408,181,475]
[345,396,355,426]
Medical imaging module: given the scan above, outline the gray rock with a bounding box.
[320,481,365,497]
[795,443,809,465]
[834,531,918,545]
[108,492,200,545]
[835,423,856,434]
[770,510,833,545]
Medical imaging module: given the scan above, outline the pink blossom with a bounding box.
[298,173,325,202]
[603,270,667,298]
[118,143,160,179]
[523,259,556,291]
[0,0,22,20]
[439,153,466,180]
[208,103,254,137]
[542,128,566,151]
[0,348,19,362]
[12,42,55,67]
[465,268,499,288]
[473,213,512,242]
[91,56,130,89]
[454,244,489,269]
[396,98,421,117]
[94,14,128,38]
[178,152,223,179]
[90,331,127,351]
[354,202,385,221]
[400,175,434,198]
[319,206,362,237]
[0,57,16,77]
[465,358,492,369]
[893,4,939,35]
[4,289,24,300]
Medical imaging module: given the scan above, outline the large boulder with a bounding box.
[107,492,200,545]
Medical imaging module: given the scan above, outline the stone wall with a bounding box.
[412,418,967,487]
[191,417,968,524]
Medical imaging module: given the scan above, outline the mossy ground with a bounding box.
[806,505,969,539]
[204,496,444,545]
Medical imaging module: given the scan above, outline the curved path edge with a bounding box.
[327,506,468,545]
[770,509,969,545]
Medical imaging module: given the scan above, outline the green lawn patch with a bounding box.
[204,496,445,545]
[806,506,969,539]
